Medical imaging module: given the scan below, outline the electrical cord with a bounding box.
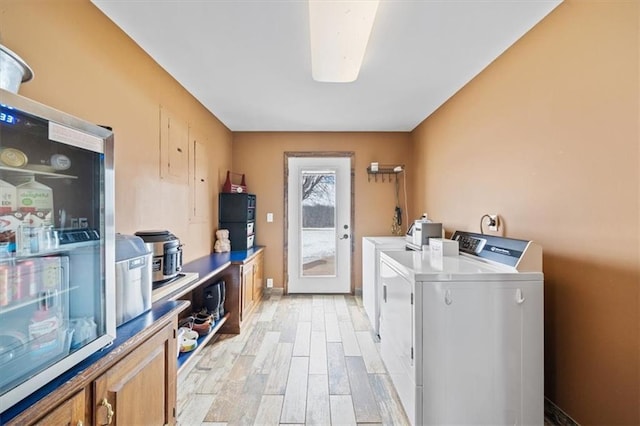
[391,166,408,235]
[479,214,496,234]
[391,174,403,235]
[402,167,408,233]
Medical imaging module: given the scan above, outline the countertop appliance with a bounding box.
[0,88,115,414]
[379,231,543,425]
[134,230,182,284]
[115,234,152,326]
[405,219,442,251]
[361,236,406,337]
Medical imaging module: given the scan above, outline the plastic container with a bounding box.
[16,177,53,222]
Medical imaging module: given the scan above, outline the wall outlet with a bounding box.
[266,278,273,288]
[489,214,499,231]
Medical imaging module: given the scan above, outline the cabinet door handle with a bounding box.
[444,289,452,305]
[516,288,525,304]
[383,285,387,303]
[100,398,114,425]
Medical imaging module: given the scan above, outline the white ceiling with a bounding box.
[91,0,561,132]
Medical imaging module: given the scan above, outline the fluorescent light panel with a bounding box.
[309,0,380,83]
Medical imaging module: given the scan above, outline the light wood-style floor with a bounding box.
[177,292,411,425]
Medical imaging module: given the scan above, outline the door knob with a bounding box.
[339,234,349,240]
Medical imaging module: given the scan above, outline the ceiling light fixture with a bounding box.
[308,0,380,83]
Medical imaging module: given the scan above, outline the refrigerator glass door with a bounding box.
[0,89,115,413]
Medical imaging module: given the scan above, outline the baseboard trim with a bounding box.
[545,397,579,425]
[265,287,284,296]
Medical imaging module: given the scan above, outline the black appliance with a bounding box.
[134,230,182,283]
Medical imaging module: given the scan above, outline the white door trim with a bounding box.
[283,152,354,294]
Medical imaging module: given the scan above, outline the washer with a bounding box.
[361,236,406,336]
[379,231,543,425]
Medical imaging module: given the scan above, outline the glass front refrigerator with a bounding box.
[0,88,115,414]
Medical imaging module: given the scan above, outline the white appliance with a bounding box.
[379,231,543,425]
[405,220,443,251]
[362,236,406,336]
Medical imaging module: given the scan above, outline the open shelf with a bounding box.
[177,312,229,374]
[0,164,77,179]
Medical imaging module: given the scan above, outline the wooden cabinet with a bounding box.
[33,390,86,426]
[252,250,264,303]
[240,249,264,322]
[217,247,265,334]
[4,302,186,426]
[241,260,255,321]
[94,321,176,426]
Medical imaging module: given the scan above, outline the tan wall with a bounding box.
[411,1,639,423]
[232,132,412,290]
[0,0,233,262]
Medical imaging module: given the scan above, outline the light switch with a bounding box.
[267,212,274,223]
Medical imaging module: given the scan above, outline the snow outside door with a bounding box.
[287,156,351,293]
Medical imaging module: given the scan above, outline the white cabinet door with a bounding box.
[362,237,376,331]
[362,237,406,337]
[421,281,543,425]
[379,259,416,425]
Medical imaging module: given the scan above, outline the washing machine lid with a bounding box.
[380,249,543,282]
[363,236,407,247]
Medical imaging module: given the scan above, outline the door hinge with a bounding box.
[411,292,413,305]
[173,407,176,418]
[411,347,414,360]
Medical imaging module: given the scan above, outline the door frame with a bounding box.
[283,151,355,295]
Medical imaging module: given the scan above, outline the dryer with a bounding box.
[362,236,406,336]
[379,231,543,425]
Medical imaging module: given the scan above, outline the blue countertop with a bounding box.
[181,246,264,281]
[1,300,190,424]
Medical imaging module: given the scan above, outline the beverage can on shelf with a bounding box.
[17,260,37,300]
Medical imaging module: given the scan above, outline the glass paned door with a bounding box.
[301,171,336,277]
[287,156,351,293]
